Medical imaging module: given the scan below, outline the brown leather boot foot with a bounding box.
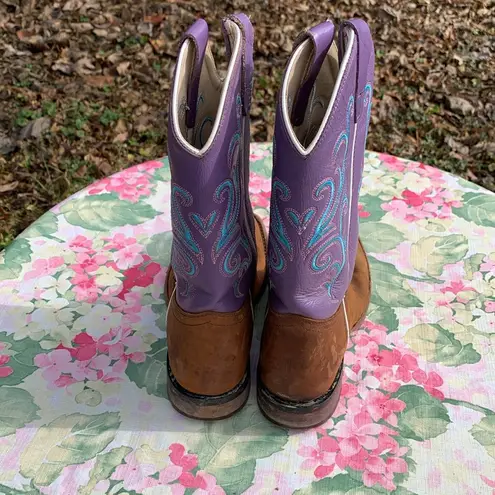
[166,215,267,420]
[257,240,371,429]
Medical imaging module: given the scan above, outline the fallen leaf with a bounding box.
[116,61,131,75]
[445,136,469,156]
[93,28,108,38]
[0,181,19,193]
[63,0,83,10]
[74,164,88,178]
[19,117,51,140]
[144,14,166,24]
[52,60,74,75]
[113,132,128,143]
[75,57,96,75]
[447,96,475,115]
[84,75,114,87]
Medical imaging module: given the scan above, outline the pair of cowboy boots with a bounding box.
[166,13,374,428]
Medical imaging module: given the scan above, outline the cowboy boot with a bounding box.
[258,19,374,428]
[166,14,267,420]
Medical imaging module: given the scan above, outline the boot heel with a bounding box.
[258,363,343,429]
[168,361,250,420]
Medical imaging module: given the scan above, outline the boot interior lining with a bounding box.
[282,28,355,155]
[172,20,241,154]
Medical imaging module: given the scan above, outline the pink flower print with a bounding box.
[395,353,418,383]
[70,359,98,382]
[334,413,387,457]
[0,354,13,378]
[358,203,371,218]
[72,253,107,274]
[480,256,495,276]
[486,300,495,313]
[104,233,137,251]
[34,349,73,383]
[24,256,65,280]
[88,174,152,203]
[373,367,401,393]
[481,475,495,490]
[112,452,158,492]
[71,273,99,302]
[362,455,407,491]
[374,433,409,458]
[413,370,444,400]
[113,243,144,270]
[136,160,163,173]
[169,443,198,471]
[69,235,93,252]
[364,390,406,426]
[380,154,407,172]
[194,471,226,495]
[298,436,339,479]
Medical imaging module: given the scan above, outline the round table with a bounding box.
[1,144,494,495]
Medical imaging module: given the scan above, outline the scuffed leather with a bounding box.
[167,295,252,396]
[259,240,371,401]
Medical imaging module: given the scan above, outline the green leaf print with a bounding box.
[411,234,469,277]
[392,385,451,441]
[360,222,405,253]
[195,404,288,494]
[0,333,49,386]
[250,156,272,178]
[368,257,423,308]
[146,231,173,267]
[464,253,486,280]
[60,193,158,230]
[20,412,120,486]
[452,192,495,228]
[125,339,168,399]
[470,414,495,459]
[404,323,481,366]
[0,388,39,437]
[294,474,363,494]
[18,212,58,239]
[0,238,32,280]
[153,158,171,182]
[366,304,399,331]
[79,446,132,495]
[358,194,387,223]
[0,484,41,495]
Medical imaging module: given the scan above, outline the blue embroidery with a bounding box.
[211,94,252,297]
[306,96,354,295]
[285,207,315,235]
[189,211,218,238]
[268,177,293,273]
[170,183,204,295]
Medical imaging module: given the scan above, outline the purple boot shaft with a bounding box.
[268,19,374,320]
[167,14,257,314]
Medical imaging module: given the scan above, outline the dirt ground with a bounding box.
[0,0,494,248]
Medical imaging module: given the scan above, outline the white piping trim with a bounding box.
[166,287,176,324]
[342,298,350,340]
[347,122,358,269]
[171,22,242,156]
[282,28,355,155]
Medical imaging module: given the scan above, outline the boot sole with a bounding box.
[167,358,250,420]
[257,313,366,429]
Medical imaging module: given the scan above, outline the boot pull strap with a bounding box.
[339,19,374,123]
[222,13,254,116]
[291,20,335,127]
[180,18,208,129]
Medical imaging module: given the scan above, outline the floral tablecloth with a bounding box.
[1,143,494,495]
